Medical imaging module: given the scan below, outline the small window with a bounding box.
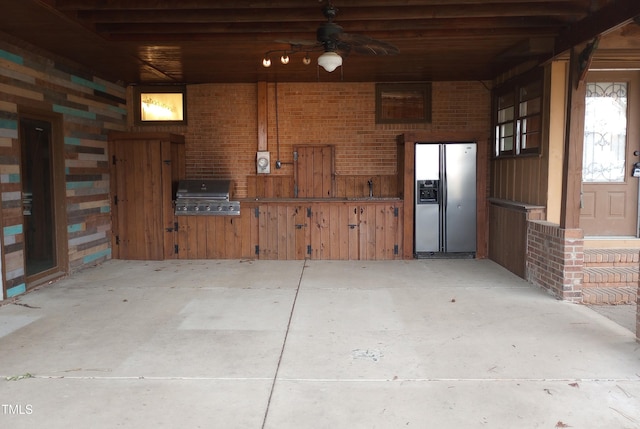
[133,85,187,125]
[493,70,543,157]
[375,83,432,124]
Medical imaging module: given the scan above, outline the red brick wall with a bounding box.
[527,220,584,301]
[179,81,490,197]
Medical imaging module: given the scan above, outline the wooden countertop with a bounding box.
[240,197,402,203]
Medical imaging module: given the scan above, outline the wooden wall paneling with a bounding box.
[399,137,415,259]
[488,202,527,277]
[109,140,119,259]
[348,204,360,260]
[224,217,240,258]
[149,141,165,260]
[329,202,342,259]
[309,204,321,259]
[257,205,272,259]
[333,175,399,198]
[323,145,335,198]
[317,204,331,259]
[561,47,587,229]
[239,205,258,258]
[290,205,306,260]
[131,141,146,258]
[202,216,218,258]
[247,176,257,198]
[297,147,309,198]
[397,141,406,200]
[161,141,176,259]
[312,147,324,198]
[177,216,188,258]
[295,145,335,198]
[246,175,294,198]
[359,205,376,260]
[110,133,185,260]
[187,216,200,259]
[257,81,268,152]
[377,204,399,260]
[111,141,126,258]
[277,205,289,260]
[394,204,403,260]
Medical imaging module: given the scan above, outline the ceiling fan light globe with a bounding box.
[303,55,311,65]
[262,57,271,67]
[317,51,342,72]
[280,55,290,64]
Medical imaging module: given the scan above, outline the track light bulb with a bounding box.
[262,57,271,68]
[280,55,290,64]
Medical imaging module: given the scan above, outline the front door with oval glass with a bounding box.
[580,72,640,237]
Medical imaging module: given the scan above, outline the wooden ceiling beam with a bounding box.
[94,17,567,36]
[554,0,640,54]
[75,4,587,24]
[102,27,560,43]
[52,0,591,11]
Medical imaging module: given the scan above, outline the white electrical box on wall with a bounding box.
[256,151,270,174]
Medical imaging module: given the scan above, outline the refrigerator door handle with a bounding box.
[440,144,447,252]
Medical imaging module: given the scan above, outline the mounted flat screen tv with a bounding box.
[133,85,187,125]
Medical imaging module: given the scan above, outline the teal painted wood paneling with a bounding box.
[3,224,23,236]
[71,75,107,92]
[0,49,23,65]
[7,283,26,298]
[53,105,97,120]
[83,248,111,264]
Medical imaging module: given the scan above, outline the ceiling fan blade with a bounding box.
[274,39,319,48]
[333,32,400,55]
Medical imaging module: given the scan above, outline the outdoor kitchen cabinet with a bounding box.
[254,200,403,260]
[109,132,185,260]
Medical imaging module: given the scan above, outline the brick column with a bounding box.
[526,220,584,301]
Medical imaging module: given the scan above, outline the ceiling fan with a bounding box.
[262,1,400,73]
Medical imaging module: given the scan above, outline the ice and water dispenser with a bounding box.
[417,179,439,204]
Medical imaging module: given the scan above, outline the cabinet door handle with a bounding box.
[348,224,358,229]
[295,223,307,229]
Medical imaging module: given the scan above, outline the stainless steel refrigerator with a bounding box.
[414,142,476,256]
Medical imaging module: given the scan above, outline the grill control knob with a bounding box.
[206,205,211,211]
[195,206,200,211]
[217,206,223,211]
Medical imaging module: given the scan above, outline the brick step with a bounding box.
[581,287,637,305]
[584,248,639,268]
[583,266,639,286]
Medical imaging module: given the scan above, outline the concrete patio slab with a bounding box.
[0,258,638,429]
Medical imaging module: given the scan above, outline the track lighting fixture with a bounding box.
[261,49,341,72]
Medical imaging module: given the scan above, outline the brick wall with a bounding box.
[181,81,491,197]
[0,37,126,299]
[526,220,584,301]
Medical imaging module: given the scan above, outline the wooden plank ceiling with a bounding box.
[0,0,639,84]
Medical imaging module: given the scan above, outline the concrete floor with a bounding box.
[0,259,639,429]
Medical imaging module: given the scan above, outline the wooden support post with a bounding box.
[257,81,268,152]
[560,47,587,229]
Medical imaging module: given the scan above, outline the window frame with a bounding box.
[493,69,544,158]
[133,85,187,126]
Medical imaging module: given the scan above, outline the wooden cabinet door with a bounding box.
[295,145,335,198]
[257,204,309,260]
[112,140,165,260]
[354,203,403,261]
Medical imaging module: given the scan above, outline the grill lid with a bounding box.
[176,179,232,200]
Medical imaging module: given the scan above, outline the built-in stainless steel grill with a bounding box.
[174,179,240,216]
